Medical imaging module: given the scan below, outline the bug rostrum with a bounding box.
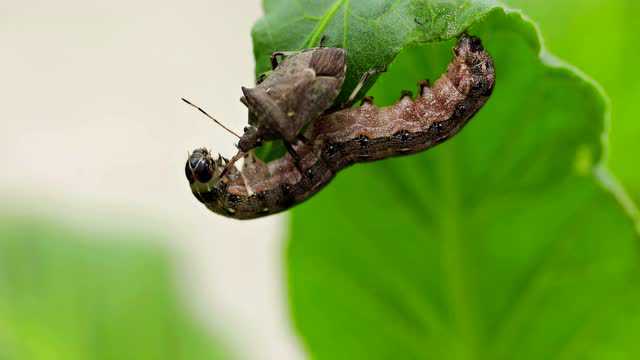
[185,35,495,220]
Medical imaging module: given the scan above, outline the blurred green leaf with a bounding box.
[504,0,640,204]
[0,215,227,360]
[252,1,640,359]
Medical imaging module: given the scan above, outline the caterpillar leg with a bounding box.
[342,66,387,109]
[418,79,431,96]
[283,141,306,176]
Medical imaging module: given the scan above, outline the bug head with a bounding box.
[237,125,262,152]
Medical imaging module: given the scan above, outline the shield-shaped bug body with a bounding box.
[237,47,347,156]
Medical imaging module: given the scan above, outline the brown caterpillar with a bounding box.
[186,35,495,219]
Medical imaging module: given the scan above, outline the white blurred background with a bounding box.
[0,1,302,359]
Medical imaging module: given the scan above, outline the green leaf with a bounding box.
[252,1,640,359]
[254,138,287,162]
[503,0,640,212]
[0,215,228,360]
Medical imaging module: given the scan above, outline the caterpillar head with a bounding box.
[451,34,496,97]
[454,34,485,59]
[185,148,227,185]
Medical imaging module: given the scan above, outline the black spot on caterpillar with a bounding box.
[186,35,495,220]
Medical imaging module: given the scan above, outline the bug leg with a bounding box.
[270,53,281,70]
[270,51,299,70]
[284,141,306,176]
[341,66,388,109]
[319,35,328,48]
[284,142,301,162]
[220,151,245,179]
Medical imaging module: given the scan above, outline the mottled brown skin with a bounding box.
[186,35,495,219]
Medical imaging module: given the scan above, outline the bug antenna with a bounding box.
[181,97,242,139]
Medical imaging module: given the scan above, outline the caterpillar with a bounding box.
[186,35,495,219]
